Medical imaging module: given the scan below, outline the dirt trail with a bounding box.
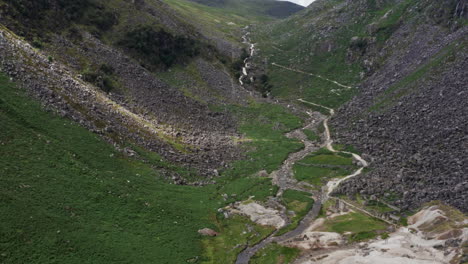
[235,99,369,264]
[272,63,353,89]
[235,34,369,264]
[298,99,369,197]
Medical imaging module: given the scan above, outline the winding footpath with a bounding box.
[235,99,369,264]
[298,99,368,197]
[271,63,353,89]
[235,31,370,263]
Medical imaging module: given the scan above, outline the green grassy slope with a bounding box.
[0,73,219,263]
[250,243,300,264]
[252,0,363,108]
[0,72,306,262]
[250,0,435,108]
[163,0,273,44]
[187,0,304,18]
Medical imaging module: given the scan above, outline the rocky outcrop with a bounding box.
[331,13,468,211]
[198,228,220,237]
[230,201,286,229]
[0,26,243,178]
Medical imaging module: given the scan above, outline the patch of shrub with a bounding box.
[82,63,117,93]
[118,26,200,69]
[255,74,273,98]
[4,0,116,40]
[349,231,378,242]
[350,37,368,50]
[84,7,118,32]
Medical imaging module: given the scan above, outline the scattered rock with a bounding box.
[198,228,219,237]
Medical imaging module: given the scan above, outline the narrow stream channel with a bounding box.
[235,31,369,264]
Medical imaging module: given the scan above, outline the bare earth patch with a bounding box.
[298,204,467,264]
[231,201,286,229]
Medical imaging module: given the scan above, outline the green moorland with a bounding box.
[201,214,274,263]
[163,0,275,44]
[0,73,221,263]
[250,243,300,264]
[0,72,306,263]
[276,190,314,236]
[220,102,304,179]
[250,0,427,109]
[303,128,320,142]
[320,212,388,242]
[293,148,357,187]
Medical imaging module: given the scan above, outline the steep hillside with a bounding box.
[0,0,257,178]
[250,0,468,211]
[186,0,305,18]
[1,0,467,263]
[162,0,303,56]
[0,72,298,262]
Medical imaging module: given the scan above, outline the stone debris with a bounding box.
[198,228,219,237]
[231,201,286,229]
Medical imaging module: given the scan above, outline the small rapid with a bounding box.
[239,27,256,86]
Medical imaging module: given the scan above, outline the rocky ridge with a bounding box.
[0,26,243,178]
[332,17,468,212]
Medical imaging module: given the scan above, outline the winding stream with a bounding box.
[235,32,369,264]
[239,27,256,86]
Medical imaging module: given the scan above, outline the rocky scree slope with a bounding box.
[331,8,468,211]
[0,0,255,178]
[251,0,468,211]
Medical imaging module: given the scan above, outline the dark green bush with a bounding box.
[349,231,378,242]
[119,26,200,69]
[4,0,116,40]
[255,74,273,97]
[82,64,117,93]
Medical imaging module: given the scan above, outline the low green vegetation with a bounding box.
[0,73,221,263]
[81,63,119,93]
[201,214,275,264]
[251,7,364,108]
[250,243,300,264]
[299,148,354,166]
[250,0,459,110]
[216,177,278,204]
[276,190,314,236]
[334,144,361,155]
[371,0,414,43]
[294,166,353,187]
[266,67,358,109]
[0,73,283,263]
[220,102,304,178]
[348,231,379,242]
[293,148,356,188]
[365,200,395,214]
[303,129,320,142]
[299,154,352,166]
[320,212,388,242]
[118,26,201,69]
[163,0,275,44]
[3,0,118,40]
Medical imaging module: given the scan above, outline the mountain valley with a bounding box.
[0,0,467,263]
